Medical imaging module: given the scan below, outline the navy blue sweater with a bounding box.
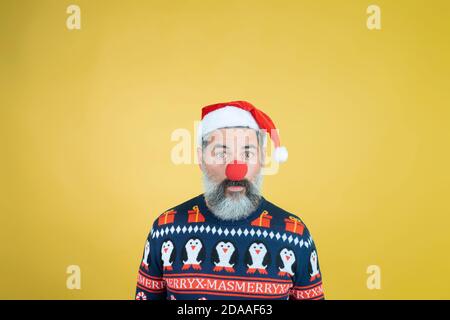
[135,194,324,300]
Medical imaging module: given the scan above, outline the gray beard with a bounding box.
[202,172,263,221]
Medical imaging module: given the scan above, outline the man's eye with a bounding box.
[243,151,255,159]
[215,151,226,159]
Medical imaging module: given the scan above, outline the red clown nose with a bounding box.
[225,160,248,181]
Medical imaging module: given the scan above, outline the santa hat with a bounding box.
[197,100,288,163]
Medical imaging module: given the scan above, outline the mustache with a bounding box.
[213,178,260,203]
[222,179,251,188]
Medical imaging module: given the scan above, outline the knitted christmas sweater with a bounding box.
[135,194,324,300]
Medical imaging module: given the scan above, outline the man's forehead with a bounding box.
[206,128,257,144]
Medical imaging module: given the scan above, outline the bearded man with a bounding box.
[135,101,324,300]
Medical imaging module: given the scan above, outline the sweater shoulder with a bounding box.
[151,194,203,229]
[262,198,303,221]
[263,198,312,236]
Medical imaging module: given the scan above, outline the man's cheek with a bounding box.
[246,164,261,180]
[206,165,227,181]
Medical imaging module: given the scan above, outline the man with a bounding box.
[135,101,324,300]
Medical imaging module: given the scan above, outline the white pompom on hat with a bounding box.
[197,100,288,163]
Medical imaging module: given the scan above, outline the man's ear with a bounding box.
[197,147,203,170]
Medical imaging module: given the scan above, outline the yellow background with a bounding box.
[1,0,449,299]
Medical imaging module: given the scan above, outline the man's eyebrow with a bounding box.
[243,144,257,149]
[211,144,229,150]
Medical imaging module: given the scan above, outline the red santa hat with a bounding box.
[197,100,288,163]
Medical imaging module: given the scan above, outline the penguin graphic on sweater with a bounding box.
[141,240,150,270]
[211,240,238,273]
[160,240,176,271]
[276,247,296,277]
[245,241,271,275]
[309,249,321,281]
[181,238,205,270]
